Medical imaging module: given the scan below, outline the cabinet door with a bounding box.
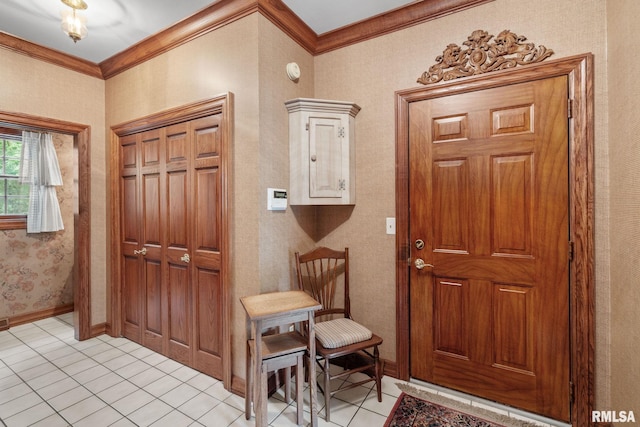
[308,117,345,199]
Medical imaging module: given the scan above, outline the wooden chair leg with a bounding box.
[284,366,291,403]
[374,345,382,402]
[324,357,331,422]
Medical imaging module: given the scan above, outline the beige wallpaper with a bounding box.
[313,0,611,408]
[0,133,74,318]
[257,16,316,292]
[607,0,640,417]
[0,49,106,325]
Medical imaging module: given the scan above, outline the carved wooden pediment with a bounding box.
[417,29,554,85]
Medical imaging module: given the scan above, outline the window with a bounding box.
[0,133,29,229]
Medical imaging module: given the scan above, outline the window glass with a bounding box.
[1,135,29,215]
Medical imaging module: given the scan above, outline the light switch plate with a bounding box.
[386,217,396,235]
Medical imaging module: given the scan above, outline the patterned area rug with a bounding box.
[385,393,505,427]
[385,384,542,427]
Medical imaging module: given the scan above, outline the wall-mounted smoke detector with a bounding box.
[286,62,301,81]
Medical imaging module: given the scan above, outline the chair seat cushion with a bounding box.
[315,318,373,349]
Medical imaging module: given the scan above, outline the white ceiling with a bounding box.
[0,0,415,64]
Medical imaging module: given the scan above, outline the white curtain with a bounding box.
[19,131,64,233]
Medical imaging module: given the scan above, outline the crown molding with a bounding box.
[0,0,493,80]
[315,0,494,54]
[0,31,103,79]
[99,0,316,79]
[257,0,317,54]
[99,0,258,79]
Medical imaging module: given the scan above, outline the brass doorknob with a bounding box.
[414,258,434,270]
[181,253,190,263]
[134,247,147,256]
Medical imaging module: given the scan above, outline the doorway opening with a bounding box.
[0,110,91,340]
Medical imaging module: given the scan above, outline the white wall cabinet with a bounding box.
[285,98,360,205]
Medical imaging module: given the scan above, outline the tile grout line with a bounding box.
[11,321,236,426]
[1,323,77,426]
[5,320,138,426]
[4,316,395,427]
[5,317,248,427]
[3,320,181,426]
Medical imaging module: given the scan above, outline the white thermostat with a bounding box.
[267,188,288,211]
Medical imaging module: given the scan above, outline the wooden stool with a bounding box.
[241,291,321,427]
[245,331,307,426]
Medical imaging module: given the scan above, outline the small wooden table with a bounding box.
[241,290,321,427]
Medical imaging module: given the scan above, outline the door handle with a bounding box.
[181,253,191,263]
[134,247,147,256]
[414,258,434,270]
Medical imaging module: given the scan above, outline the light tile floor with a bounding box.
[0,314,563,427]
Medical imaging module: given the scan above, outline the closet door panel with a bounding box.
[122,255,141,343]
[193,268,222,375]
[168,262,191,364]
[120,133,142,344]
[194,168,219,252]
[121,177,139,244]
[165,123,192,362]
[139,128,164,352]
[142,174,161,246]
[193,116,220,161]
[191,115,223,373]
[143,259,163,353]
[167,171,188,248]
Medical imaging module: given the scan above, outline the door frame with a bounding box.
[0,111,92,341]
[395,54,594,426]
[108,94,233,389]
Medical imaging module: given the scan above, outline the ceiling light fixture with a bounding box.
[60,0,88,43]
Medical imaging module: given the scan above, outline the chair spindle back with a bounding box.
[295,247,350,320]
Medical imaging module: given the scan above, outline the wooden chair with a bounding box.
[294,247,383,422]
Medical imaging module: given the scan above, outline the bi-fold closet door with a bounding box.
[119,114,224,379]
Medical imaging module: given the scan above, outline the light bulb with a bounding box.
[61,8,88,43]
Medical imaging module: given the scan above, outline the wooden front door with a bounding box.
[119,113,224,379]
[409,76,570,421]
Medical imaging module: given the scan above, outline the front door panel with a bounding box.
[409,76,570,421]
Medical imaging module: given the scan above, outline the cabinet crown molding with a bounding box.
[285,98,361,117]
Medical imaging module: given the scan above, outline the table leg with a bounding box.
[295,353,303,426]
[253,320,265,427]
[308,314,317,427]
[245,339,252,420]
[260,369,268,427]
